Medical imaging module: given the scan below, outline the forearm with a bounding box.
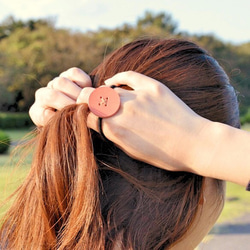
[191,120,250,187]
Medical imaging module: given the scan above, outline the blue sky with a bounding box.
[0,0,249,44]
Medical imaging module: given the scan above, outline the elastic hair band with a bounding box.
[98,118,109,141]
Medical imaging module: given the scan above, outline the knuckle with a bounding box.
[79,87,89,96]
[28,105,35,118]
[123,70,134,78]
[115,71,133,80]
[52,77,67,89]
[29,105,41,125]
[150,81,164,95]
[35,87,46,99]
[68,67,83,76]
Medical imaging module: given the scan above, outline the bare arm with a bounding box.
[192,120,250,187]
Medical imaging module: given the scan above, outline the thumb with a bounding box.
[76,87,95,104]
[77,87,104,135]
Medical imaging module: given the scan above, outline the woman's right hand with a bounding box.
[83,72,250,187]
[77,71,208,173]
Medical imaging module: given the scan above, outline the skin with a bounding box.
[29,67,91,126]
[29,68,250,188]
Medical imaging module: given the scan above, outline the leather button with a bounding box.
[88,87,121,118]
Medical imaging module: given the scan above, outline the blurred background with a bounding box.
[0,0,249,248]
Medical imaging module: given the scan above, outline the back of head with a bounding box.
[0,39,240,250]
[90,38,240,249]
[92,39,239,127]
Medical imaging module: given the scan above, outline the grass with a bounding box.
[218,182,250,223]
[0,165,29,217]
[241,123,250,131]
[0,128,34,217]
[4,128,35,141]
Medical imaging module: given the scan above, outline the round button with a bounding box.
[88,87,121,118]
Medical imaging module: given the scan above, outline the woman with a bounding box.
[1,39,240,249]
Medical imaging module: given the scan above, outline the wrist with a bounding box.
[189,120,250,187]
[187,118,222,177]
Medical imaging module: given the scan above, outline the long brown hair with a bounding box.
[0,39,240,249]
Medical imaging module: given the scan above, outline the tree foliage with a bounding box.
[0,17,103,111]
[0,12,249,115]
[137,11,178,34]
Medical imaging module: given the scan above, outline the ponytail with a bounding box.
[0,104,105,249]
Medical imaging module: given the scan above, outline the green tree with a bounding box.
[137,11,178,34]
[0,11,250,115]
[0,20,104,111]
[91,11,179,58]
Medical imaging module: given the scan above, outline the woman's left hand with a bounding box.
[29,67,91,127]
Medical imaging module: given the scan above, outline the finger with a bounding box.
[86,112,99,133]
[35,87,76,110]
[30,87,76,126]
[48,77,82,100]
[29,104,56,127]
[76,87,95,104]
[104,71,161,90]
[77,89,103,133]
[59,67,92,88]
